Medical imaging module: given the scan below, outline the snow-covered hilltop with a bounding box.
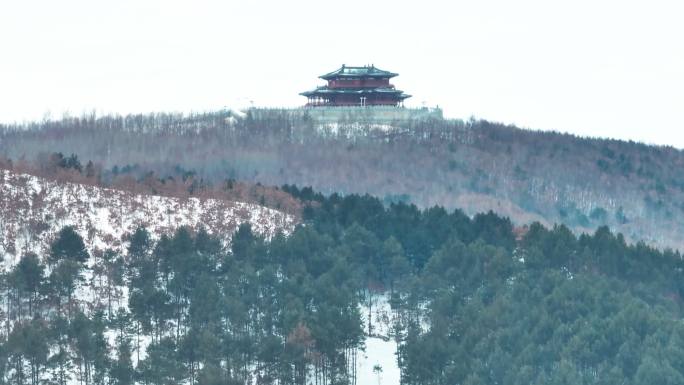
[0,169,296,267]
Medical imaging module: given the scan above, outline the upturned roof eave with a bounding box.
[300,87,409,96]
[319,73,399,80]
[319,65,399,80]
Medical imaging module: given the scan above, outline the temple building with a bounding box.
[301,65,411,107]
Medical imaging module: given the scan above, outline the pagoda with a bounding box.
[301,64,411,107]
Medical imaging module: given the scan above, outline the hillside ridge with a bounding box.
[0,168,296,267]
[2,111,684,251]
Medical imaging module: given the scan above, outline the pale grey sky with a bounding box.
[1,0,683,147]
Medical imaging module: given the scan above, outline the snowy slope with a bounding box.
[0,169,296,267]
[357,294,401,385]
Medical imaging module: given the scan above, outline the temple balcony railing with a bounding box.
[304,103,403,108]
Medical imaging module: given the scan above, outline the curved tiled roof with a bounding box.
[319,64,398,80]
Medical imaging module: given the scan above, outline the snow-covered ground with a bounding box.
[0,169,296,268]
[357,293,401,385]
[358,337,400,385]
[319,122,399,137]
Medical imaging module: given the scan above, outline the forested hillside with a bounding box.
[2,187,684,385]
[2,110,683,250]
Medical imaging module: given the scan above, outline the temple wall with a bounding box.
[248,106,443,125]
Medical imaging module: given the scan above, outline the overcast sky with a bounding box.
[1,0,683,147]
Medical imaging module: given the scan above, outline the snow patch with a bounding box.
[358,293,401,385]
